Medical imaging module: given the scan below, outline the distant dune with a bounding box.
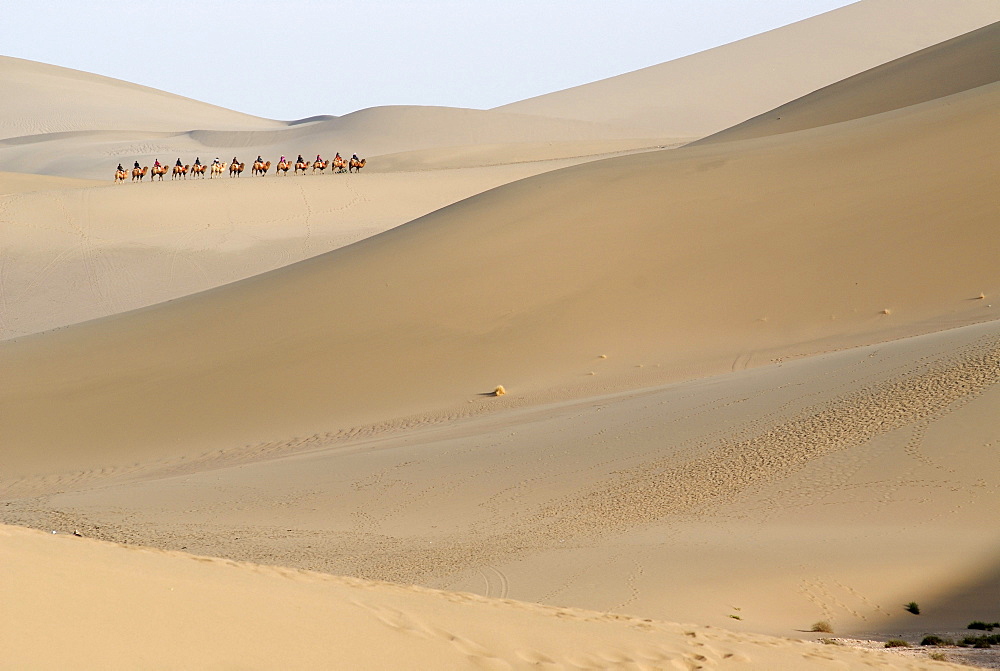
[495,0,1000,137]
[0,55,281,140]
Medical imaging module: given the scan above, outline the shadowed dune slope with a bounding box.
[2,78,998,477]
[0,526,965,670]
[0,56,281,140]
[695,20,1000,145]
[495,0,1000,138]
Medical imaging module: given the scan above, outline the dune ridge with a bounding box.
[495,0,1000,137]
[695,20,1000,145]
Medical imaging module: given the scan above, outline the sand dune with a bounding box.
[696,20,1000,145]
[3,5,1000,667]
[0,55,281,140]
[0,102,667,181]
[3,65,997,478]
[2,525,967,670]
[496,0,1000,137]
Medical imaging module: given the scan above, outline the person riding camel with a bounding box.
[232,157,239,166]
[134,160,141,169]
[280,155,287,164]
[256,155,263,164]
[153,159,161,168]
[316,154,323,164]
[213,157,221,166]
[117,163,124,172]
[194,157,202,166]
[175,158,183,167]
[296,154,304,164]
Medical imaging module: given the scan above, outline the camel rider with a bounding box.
[194,157,202,166]
[213,157,221,166]
[296,154,304,164]
[335,152,342,160]
[316,154,323,164]
[232,156,238,166]
[117,163,124,172]
[352,154,359,162]
[153,159,161,168]
[134,160,141,169]
[280,155,287,164]
[175,158,183,167]
[255,155,262,164]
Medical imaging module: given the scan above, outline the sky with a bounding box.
[2,1,857,121]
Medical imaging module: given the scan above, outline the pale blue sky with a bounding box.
[3,1,857,120]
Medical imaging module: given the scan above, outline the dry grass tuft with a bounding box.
[493,385,506,396]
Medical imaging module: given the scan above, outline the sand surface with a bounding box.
[2,2,999,669]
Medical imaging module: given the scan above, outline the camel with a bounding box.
[312,160,329,173]
[349,157,366,173]
[151,165,169,181]
[131,166,148,182]
[210,162,227,178]
[171,164,189,180]
[191,164,207,178]
[114,169,128,183]
[252,160,271,176]
[229,162,245,177]
[332,157,347,173]
[276,160,290,176]
[294,161,310,175]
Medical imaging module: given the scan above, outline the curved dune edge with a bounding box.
[495,0,1000,137]
[0,524,964,670]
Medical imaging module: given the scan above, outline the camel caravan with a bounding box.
[116,152,366,183]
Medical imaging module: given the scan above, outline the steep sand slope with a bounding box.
[495,0,1000,137]
[3,75,998,478]
[0,55,281,139]
[695,20,1000,145]
[0,526,965,670]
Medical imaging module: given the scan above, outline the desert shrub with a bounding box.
[958,634,1000,647]
[885,639,910,648]
[927,652,947,661]
[904,602,921,615]
[968,621,999,631]
[811,621,833,633]
[920,635,952,646]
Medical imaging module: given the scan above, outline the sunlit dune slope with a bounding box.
[695,20,1000,145]
[2,77,998,477]
[0,56,281,140]
[495,0,1000,138]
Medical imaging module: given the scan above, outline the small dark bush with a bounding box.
[885,639,910,648]
[968,621,999,631]
[904,602,921,615]
[811,621,833,633]
[920,635,953,646]
[973,639,992,649]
